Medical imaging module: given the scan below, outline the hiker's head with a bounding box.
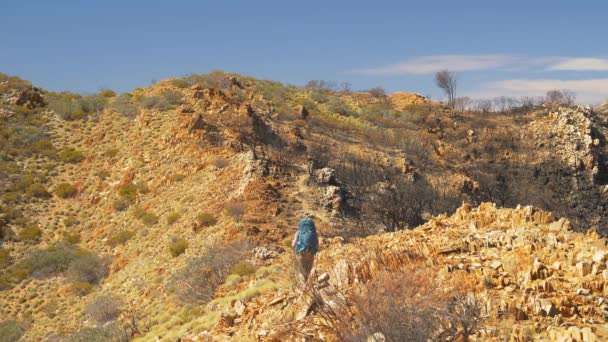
[303,212,313,220]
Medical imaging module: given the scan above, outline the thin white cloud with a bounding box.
[466,78,608,105]
[352,55,608,75]
[548,58,608,71]
[352,54,516,75]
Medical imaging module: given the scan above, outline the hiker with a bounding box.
[292,213,319,284]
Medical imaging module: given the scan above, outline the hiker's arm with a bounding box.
[291,232,298,248]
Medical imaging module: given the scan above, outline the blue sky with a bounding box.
[2,0,608,104]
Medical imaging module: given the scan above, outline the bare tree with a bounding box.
[339,82,352,93]
[435,70,457,108]
[545,89,576,106]
[454,97,472,113]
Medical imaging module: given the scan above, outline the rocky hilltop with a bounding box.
[1,71,608,341]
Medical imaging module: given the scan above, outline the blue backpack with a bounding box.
[295,219,318,254]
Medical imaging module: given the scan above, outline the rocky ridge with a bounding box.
[188,203,608,341]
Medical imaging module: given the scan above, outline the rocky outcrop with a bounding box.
[203,203,608,341]
[10,86,45,108]
[388,91,429,110]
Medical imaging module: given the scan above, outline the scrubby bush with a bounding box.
[162,90,183,105]
[326,97,356,116]
[70,281,93,296]
[224,202,246,223]
[111,93,139,118]
[0,320,25,342]
[213,158,229,169]
[48,92,108,121]
[139,96,170,111]
[170,240,251,304]
[18,225,41,243]
[0,248,10,267]
[64,322,126,342]
[63,216,79,227]
[166,212,180,225]
[368,86,387,98]
[66,252,108,284]
[171,78,189,88]
[26,183,51,198]
[103,148,119,158]
[62,232,81,244]
[106,231,135,247]
[86,294,123,325]
[98,89,116,98]
[196,212,217,228]
[118,183,138,203]
[24,242,79,277]
[231,261,257,276]
[140,212,158,226]
[59,148,84,163]
[169,238,188,257]
[54,182,77,198]
[112,199,130,212]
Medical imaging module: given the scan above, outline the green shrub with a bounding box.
[231,261,257,276]
[18,225,41,243]
[106,231,135,247]
[66,252,108,284]
[64,216,79,227]
[140,212,158,226]
[62,232,81,244]
[135,181,149,194]
[197,212,217,228]
[70,281,93,296]
[98,89,116,98]
[112,199,130,212]
[139,96,170,111]
[0,248,10,267]
[169,238,188,257]
[0,320,25,342]
[118,183,138,203]
[59,148,84,163]
[166,212,181,225]
[103,148,119,158]
[326,97,356,116]
[171,78,189,88]
[26,183,51,198]
[24,242,79,277]
[54,182,77,198]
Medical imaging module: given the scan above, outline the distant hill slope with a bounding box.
[1,71,608,340]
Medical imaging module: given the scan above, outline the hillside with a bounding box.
[1,71,608,341]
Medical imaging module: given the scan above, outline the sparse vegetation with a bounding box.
[0,320,25,342]
[166,212,181,225]
[86,294,124,325]
[196,212,217,229]
[111,93,140,118]
[106,230,135,247]
[170,240,251,304]
[169,238,188,257]
[54,182,78,198]
[64,322,126,342]
[18,225,41,243]
[59,148,85,163]
[224,202,246,223]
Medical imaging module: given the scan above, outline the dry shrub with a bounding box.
[170,240,252,304]
[86,293,123,325]
[307,266,483,342]
[224,201,246,222]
